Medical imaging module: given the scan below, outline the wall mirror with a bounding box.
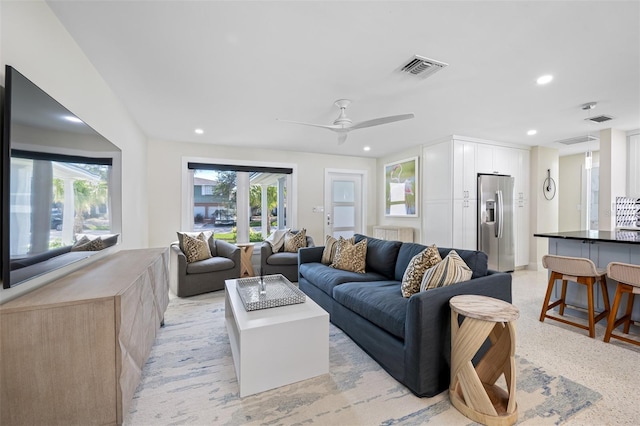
[2,66,122,288]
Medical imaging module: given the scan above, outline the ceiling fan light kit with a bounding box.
[278,99,414,145]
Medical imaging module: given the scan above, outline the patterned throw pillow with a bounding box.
[71,235,106,252]
[401,245,442,297]
[420,250,472,291]
[177,231,214,253]
[331,238,367,273]
[283,229,307,253]
[70,235,90,251]
[182,232,213,263]
[321,235,355,265]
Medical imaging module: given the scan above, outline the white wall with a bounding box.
[146,138,378,248]
[1,1,148,300]
[530,146,559,269]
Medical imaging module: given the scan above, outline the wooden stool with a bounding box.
[449,295,520,426]
[540,254,610,338]
[604,262,640,346]
[236,243,255,277]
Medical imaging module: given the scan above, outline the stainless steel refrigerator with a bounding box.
[478,174,515,272]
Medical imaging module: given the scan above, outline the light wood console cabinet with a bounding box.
[0,248,169,425]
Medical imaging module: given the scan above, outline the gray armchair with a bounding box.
[260,231,314,282]
[170,239,241,297]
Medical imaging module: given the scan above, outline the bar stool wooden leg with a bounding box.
[559,279,568,315]
[599,276,611,314]
[604,284,624,343]
[540,272,560,322]
[585,277,596,338]
[623,292,635,334]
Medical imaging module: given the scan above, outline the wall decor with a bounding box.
[384,156,418,217]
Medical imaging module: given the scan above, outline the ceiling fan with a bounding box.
[278,99,415,144]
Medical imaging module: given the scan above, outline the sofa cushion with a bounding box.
[331,238,367,273]
[395,243,432,281]
[299,263,386,297]
[395,243,488,280]
[354,234,402,279]
[186,256,235,274]
[437,247,488,279]
[401,245,442,297]
[333,281,408,339]
[421,250,472,290]
[266,251,298,266]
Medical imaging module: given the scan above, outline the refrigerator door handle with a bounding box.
[496,190,504,238]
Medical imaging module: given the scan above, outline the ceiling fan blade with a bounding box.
[277,118,341,131]
[349,113,415,130]
[337,132,348,145]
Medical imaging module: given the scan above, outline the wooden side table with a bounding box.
[449,294,520,426]
[236,243,255,277]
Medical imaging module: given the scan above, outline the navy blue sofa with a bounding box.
[298,234,512,397]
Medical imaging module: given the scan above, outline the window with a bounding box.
[184,160,295,244]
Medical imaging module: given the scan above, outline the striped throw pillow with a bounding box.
[420,250,472,291]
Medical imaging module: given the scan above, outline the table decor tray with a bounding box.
[235,274,306,311]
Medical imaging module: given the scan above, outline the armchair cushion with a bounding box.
[266,252,299,265]
[186,256,235,274]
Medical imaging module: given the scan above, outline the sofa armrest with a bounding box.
[403,271,512,396]
[170,243,188,274]
[299,246,324,264]
[215,240,241,265]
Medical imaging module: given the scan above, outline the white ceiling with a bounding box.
[47,0,640,158]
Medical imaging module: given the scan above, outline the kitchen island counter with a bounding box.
[533,230,640,244]
[535,231,640,322]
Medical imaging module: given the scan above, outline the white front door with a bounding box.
[324,170,365,238]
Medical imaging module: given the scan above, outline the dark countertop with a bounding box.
[534,230,640,244]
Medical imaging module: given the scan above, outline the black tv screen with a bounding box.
[1,66,122,289]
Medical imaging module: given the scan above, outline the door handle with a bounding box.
[496,190,504,238]
[327,213,331,226]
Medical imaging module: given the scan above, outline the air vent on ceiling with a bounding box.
[400,55,448,78]
[585,115,613,123]
[555,135,599,145]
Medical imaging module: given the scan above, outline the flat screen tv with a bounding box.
[1,66,122,289]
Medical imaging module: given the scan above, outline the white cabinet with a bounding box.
[424,139,476,249]
[373,226,413,242]
[452,199,477,250]
[476,144,515,175]
[453,140,477,200]
[424,136,531,267]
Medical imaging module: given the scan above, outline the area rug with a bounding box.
[125,293,601,425]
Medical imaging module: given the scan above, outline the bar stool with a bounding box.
[603,262,640,346]
[540,255,610,338]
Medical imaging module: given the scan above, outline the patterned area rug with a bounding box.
[125,293,601,425]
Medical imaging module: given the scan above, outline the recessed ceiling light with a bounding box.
[527,129,537,136]
[363,146,371,151]
[536,75,553,85]
[64,116,83,124]
[195,128,204,135]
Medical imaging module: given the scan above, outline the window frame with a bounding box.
[181,157,297,241]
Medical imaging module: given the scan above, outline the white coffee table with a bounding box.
[225,278,329,397]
